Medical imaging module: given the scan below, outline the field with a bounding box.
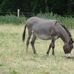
[0,24,74,74]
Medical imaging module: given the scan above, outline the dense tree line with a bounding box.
[0,0,74,16]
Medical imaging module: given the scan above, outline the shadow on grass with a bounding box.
[10,70,19,74]
[66,56,74,60]
[0,64,4,66]
[62,55,74,60]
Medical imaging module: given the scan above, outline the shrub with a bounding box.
[0,15,26,25]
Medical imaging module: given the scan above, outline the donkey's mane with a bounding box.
[61,25,72,37]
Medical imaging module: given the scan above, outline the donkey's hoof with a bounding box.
[33,52,37,54]
[46,53,49,56]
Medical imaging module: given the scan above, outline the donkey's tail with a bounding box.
[22,25,26,42]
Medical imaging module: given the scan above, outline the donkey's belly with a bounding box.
[37,34,51,40]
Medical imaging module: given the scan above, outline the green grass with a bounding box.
[0,24,74,74]
[0,13,74,29]
[0,15,26,25]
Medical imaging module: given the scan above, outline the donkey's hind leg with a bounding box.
[31,35,37,54]
[26,31,32,53]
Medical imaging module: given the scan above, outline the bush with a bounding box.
[0,13,74,29]
[0,15,26,25]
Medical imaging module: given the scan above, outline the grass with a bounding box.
[0,24,74,74]
[0,15,26,25]
[0,14,74,29]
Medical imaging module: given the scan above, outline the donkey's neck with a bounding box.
[60,34,70,43]
[60,26,71,43]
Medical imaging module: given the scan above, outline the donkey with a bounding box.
[22,17,74,56]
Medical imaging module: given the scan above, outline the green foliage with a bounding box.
[0,13,74,28]
[0,15,26,25]
[0,0,74,16]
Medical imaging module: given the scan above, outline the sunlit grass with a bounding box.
[0,25,74,74]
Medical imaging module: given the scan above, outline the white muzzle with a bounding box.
[65,53,71,58]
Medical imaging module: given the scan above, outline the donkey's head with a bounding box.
[61,25,74,57]
[63,38,74,55]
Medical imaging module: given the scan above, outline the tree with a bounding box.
[0,0,74,16]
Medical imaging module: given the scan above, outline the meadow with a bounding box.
[0,24,74,74]
[0,14,74,74]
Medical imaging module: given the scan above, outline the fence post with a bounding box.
[17,9,20,17]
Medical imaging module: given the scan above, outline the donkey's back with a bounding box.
[26,17,57,27]
[26,17,60,39]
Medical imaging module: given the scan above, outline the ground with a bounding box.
[0,24,74,74]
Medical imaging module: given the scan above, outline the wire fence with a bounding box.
[0,10,35,17]
[0,10,74,29]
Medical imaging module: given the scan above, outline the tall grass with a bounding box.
[0,13,74,28]
[0,15,26,25]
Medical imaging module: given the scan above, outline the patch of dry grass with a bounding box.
[0,25,74,74]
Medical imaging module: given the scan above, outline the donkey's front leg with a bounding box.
[46,42,52,55]
[47,38,55,55]
[51,40,55,55]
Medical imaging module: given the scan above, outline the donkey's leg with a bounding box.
[51,39,55,55]
[26,31,32,53]
[31,35,37,54]
[47,38,55,55]
[46,41,52,55]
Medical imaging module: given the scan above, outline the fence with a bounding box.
[0,10,74,29]
[0,9,34,17]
